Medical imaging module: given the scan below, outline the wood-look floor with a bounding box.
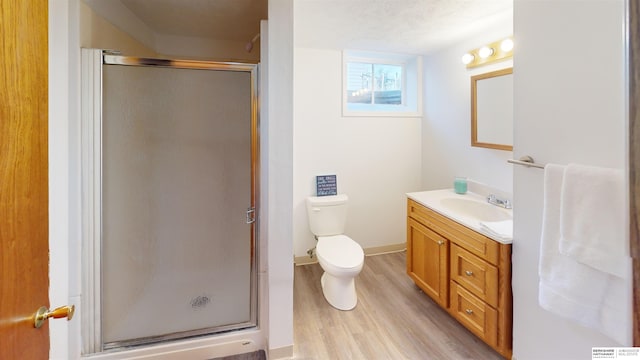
[293,251,504,360]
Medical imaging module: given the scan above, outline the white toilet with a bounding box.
[306,194,364,310]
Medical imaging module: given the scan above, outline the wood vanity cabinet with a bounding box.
[406,199,512,359]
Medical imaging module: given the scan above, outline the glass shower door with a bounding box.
[99,58,257,348]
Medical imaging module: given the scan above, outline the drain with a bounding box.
[190,295,211,309]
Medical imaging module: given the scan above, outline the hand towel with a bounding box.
[538,163,631,345]
[559,164,628,278]
[479,220,513,240]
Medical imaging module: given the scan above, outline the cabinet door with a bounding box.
[407,217,448,307]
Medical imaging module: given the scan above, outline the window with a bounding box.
[343,51,422,117]
[346,63,403,105]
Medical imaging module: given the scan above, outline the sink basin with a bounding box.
[439,197,512,222]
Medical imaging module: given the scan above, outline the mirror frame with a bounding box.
[471,67,513,151]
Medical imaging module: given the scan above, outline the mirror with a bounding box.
[471,68,513,151]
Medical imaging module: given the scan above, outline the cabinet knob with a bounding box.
[465,309,474,315]
[465,270,474,276]
[437,240,444,245]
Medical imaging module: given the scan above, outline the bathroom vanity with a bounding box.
[406,190,512,359]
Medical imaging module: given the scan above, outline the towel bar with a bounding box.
[507,156,545,169]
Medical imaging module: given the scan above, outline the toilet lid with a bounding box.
[316,235,364,269]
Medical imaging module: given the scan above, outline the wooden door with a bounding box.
[0,0,50,358]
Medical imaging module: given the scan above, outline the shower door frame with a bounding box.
[80,49,260,354]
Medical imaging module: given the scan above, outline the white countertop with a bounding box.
[407,189,513,244]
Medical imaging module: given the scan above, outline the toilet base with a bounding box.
[320,272,358,311]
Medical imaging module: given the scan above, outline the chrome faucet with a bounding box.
[487,194,512,209]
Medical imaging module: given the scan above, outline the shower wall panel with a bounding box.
[101,65,253,344]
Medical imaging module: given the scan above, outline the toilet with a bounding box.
[306,194,364,310]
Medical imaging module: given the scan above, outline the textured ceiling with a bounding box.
[295,0,513,54]
[88,0,512,54]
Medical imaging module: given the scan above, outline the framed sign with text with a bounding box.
[316,175,337,196]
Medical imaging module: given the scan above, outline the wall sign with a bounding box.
[316,175,337,196]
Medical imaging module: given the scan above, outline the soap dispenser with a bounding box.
[454,177,467,194]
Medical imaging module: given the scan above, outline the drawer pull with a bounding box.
[464,270,474,276]
[465,309,474,315]
[437,240,445,245]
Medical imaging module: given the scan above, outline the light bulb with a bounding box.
[478,46,494,59]
[500,38,514,52]
[461,53,475,65]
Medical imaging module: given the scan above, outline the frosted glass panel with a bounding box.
[101,65,253,344]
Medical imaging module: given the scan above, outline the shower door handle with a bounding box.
[246,207,256,224]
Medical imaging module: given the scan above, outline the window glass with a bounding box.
[346,62,402,106]
[373,64,402,105]
[342,51,422,117]
[346,62,373,104]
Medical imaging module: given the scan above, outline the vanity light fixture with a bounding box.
[461,53,475,65]
[478,46,494,59]
[500,38,514,52]
[463,36,514,69]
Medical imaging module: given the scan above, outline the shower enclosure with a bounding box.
[81,49,259,353]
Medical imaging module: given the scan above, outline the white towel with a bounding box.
[538,164,630,344]
[479,220,513,240]
[559,164,628,278]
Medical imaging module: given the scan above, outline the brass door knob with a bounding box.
[34,305,75,328]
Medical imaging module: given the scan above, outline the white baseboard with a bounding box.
[268,345,293,359]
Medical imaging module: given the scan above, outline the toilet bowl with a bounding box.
[306,194,365,310]
[316,235,364,310]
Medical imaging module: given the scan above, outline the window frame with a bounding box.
[342,50,422,117]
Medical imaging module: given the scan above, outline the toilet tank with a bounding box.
[306,194,348,236]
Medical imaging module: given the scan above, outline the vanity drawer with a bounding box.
[407,199,499,264]
[450,281,498,347]
[450,244,498,307]
[407,199,438,229]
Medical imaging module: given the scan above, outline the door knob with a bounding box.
[34,305,75,328]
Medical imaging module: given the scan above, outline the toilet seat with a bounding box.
[316,235,364,270]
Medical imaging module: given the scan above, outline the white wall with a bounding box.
[81,1,260,62]
[154,34,261,62]
[79,2,157,57]
[266,0,295,357]
[513,1,629,359]
[50,0,80,358]
[292,48,422,259]
[422,11,513,194]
